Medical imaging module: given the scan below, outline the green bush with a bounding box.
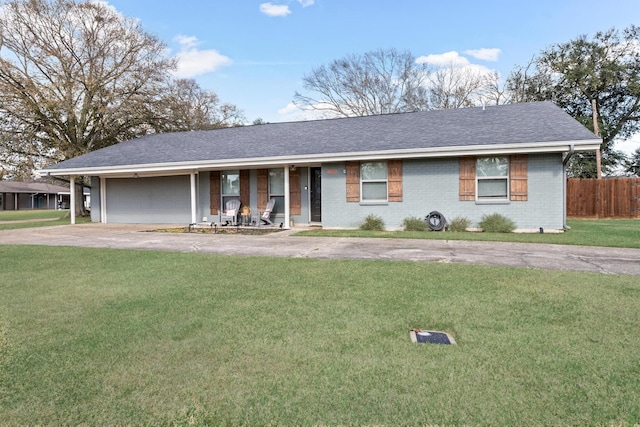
[448,216,471,232]
[478,213,516,233]
[402,216,428,231]
[360,214,385,231]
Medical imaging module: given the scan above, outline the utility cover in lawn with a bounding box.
[410,329,456,345]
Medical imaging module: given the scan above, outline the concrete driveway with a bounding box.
[1,223,639,275]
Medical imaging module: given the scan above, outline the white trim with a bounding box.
[190,172,197,224]
[38,140,601,177]
[284,166,290,229]
[360,161,389,203]
[70,176,76,225]
[100,177,107,223]
[476,156,510,202]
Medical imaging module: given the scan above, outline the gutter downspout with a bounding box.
[562,145,575,230]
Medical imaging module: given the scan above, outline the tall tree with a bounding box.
[505,26,640,177]
[0,0,244,212]
[0,0,176,167]
[293,48,430,118]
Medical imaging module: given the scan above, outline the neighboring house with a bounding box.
[39,102,600,231]
[0,181,90,211]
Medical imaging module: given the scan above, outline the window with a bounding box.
[361,161,387,201]
[269,168,285,214]
[476,157,509,200]
[221,170,240,207]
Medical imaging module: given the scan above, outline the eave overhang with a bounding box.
[38,139,601,178]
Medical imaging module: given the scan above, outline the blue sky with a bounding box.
[105,0,640,153]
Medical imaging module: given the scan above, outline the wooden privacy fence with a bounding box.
[567,177,640,218]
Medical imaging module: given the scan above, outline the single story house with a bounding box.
[0,181,89,211]
[39,101,601,231]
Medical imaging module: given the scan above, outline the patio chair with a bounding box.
[220,198,241,226]
[260,198,276,225]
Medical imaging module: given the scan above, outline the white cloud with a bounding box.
[464,48,501,62]
[416,51,470,67]
[278,103,302,117]
[277,102,338,121]
[172,35,231,78]
[615,133,640,155]
[259,3,292,17]
[297,0,315,6]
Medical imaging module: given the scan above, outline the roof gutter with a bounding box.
[39,140,600,178]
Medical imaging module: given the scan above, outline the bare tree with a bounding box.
[293,48,430,117]
[427,63,495,109]
[159,79,245,131]
[0,0,176,212]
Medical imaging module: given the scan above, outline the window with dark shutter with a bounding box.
[459,155,528,201]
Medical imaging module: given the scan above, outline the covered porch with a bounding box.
[70,165,323,228]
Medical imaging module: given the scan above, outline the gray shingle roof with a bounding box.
[0,181,70,193]
[43,101,599,172]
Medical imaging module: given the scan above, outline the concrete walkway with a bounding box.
[1,223,639,275]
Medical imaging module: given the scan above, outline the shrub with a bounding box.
[478,213,516,233]
[360,214,385,231]
[448,216,471,232]
[402,216,428,231]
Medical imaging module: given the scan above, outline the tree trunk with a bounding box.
[74,177,89,217]
[591,99,602,179]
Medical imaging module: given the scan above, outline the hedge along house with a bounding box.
[39,102,600,231]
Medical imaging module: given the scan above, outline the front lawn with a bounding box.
[296,218,640,249]
[1,246,638,425]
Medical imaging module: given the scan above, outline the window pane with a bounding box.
[477,157,508,177]
[362,182,387,200]
[271,196,284,215]
[478,179,508,198]
[361,162,387,180]
[222,170,239,194]
[269,169,285,195]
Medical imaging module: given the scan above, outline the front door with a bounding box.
[310,167,322,222]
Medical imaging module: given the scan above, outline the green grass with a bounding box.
[0,209,66,221]
[296,218,640,249]
[1,246,639,426]
[0,210,90,230]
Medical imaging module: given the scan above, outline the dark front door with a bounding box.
[310,167,322,222]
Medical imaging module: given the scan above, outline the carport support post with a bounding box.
[190,172,197,224]
[70,176,76,225]
[284,166,290,229]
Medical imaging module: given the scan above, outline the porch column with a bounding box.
[284,166,290,229]
[190,172,197,224]
[100,177,107,223]
[70,176,76,225]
